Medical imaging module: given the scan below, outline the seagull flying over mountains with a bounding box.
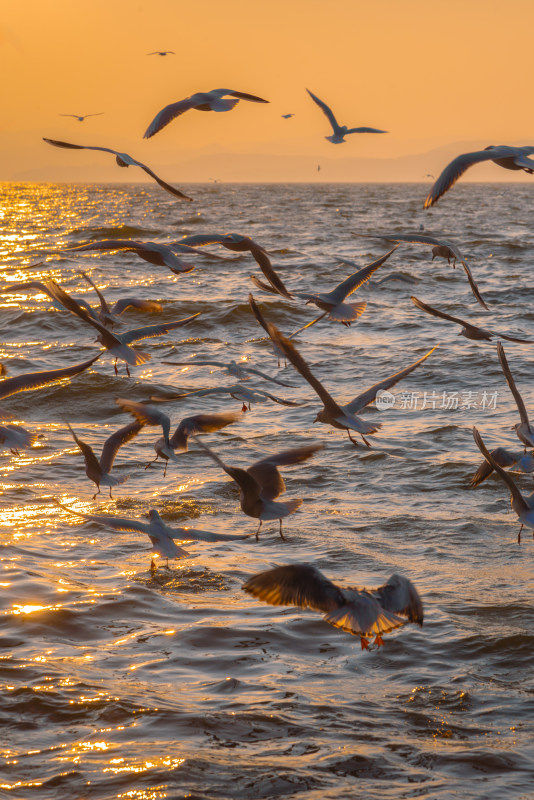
[242,564,423,649]
[306,89,387,144]
[144,88,269,139]
[43,138,193,201]
[424,145,534,208]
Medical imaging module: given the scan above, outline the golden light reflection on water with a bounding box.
[104,757,185,775]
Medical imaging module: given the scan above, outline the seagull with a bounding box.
[306,89,387,144]
[250,296,437,445]
[147,50,175,56]
[149,383,304,412]
[178,232,293,299]
[57,504,248,569]
[59,113,104,122]
[43,138,193,201]
[497,342,534,451]
[411,296,532,343]
[80,273,163,326]
[115,397,243,475]
[352,231,488,310]
[66,420,143,499]
[194,437,323,539]
[424,145,534,208]
[63,240,195,275]
[291,246,398,326]
[161,358,296,387]
[242,564,423,649]
[0,425,37,455]
[144,88,269,138]
[281,114,295,119]
[43,279,201,375]
[0,354,101,421]
[469,446,534,488]
[472,427,534,543]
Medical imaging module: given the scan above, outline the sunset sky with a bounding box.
[2,0,533,182]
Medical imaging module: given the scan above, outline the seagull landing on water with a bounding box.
[306,89,387,144]
[242,564,423,650]
[194,436,323,540]
[43,138,193,201]
[144,89,269,139]
[57,503,249,569]
[424,145,534,208]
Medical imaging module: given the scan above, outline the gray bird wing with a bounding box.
[460,260,489,311]
[470,446,520,487]
[345,127,387,134]
[249,244,293,300]
[250,274,280,295]
[324,591,406,636]
[513,153,534,170]
[370,574,423,625]
[423,147,512,208]
[57,502,151,533]
[43,279,116,338]
[99,421,143,473]
[242,563,346,613]
[498,342,530,425]
[194,435,261,500]
[111,298,163,315]
[472,427,529,513]
[325,246,398,304]
[120,312,201,343]
[247,443,323,500]
[115,398,171,441]
[170,526,250,542]
[241,366,295,387]
[0,354,100,400]
[250,389,304,407]
[224,90,269,103]
[177,234,228,246]
[43,137,119,155]
[306,89,341,134]
[490,331,533,344]
[143,96,202,138]
[81,272,111,316]
[411,295,471,327]
[169,411,241,449]
[344,346,437,414]
[265,321,343,416]
[66,422,101,475]
[130,157,193,201]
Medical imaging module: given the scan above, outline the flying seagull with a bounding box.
[411,296,532,343]
[147,51,175,56]
[66,420,142,499]
[43,138,193,201]
[144,88,269,139]
[162,357,295,387]
[80,272,162,326]
[64,240,195,274]
[472,427,534,543]
[352,231,488,310]
[0,354,101,421]
[194,436,323,539]
[306,89,387,144]
[149,382,303,412]
[0,425,37,455]
[497,342,534,451]
[424,145,534,208]
[115,397,243,475]
[57,504,248,569]
[469,446,534,488]
[250,294,437,445]
[242,564,423,649]
[281,114,295,119]
[59,113,104,122]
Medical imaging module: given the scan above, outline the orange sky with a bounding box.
[1,0,534,181]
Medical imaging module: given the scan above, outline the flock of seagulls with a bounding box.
[5,82,534,652]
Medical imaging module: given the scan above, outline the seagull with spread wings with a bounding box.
[411,296,531,343]
[194,437,323,539]
[144,88,269,138]
[149,382,303,412]
[498,342,534,451]
[59,113,104,122]
[353,231,488,310]
[66,421,142,499]
[162,357,295,387]
[424,145,534,208]
[43,138,193,201]
[115,397,243,476]
[250,294,436,446]
[306,89,387,144]
[469,446,534,488]
[243,564,423,649]
[64,240,195,275]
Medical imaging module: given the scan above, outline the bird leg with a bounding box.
[347,430,361,447]
[144,455,159,471]
[114,358,118,375]
[518,524,524,544]
[163,461,168,478]
[255,520,262,541]
[150,558,157,572]
[242,403,248,412]
[126,365,131,378]
[109,486,113,499]
[92,486,101,500]
[373,635,384,647]
[360,434,372,447]
[360,637,370,650]
[279,519,286,541]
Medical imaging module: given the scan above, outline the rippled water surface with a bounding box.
[1,181,534,800]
